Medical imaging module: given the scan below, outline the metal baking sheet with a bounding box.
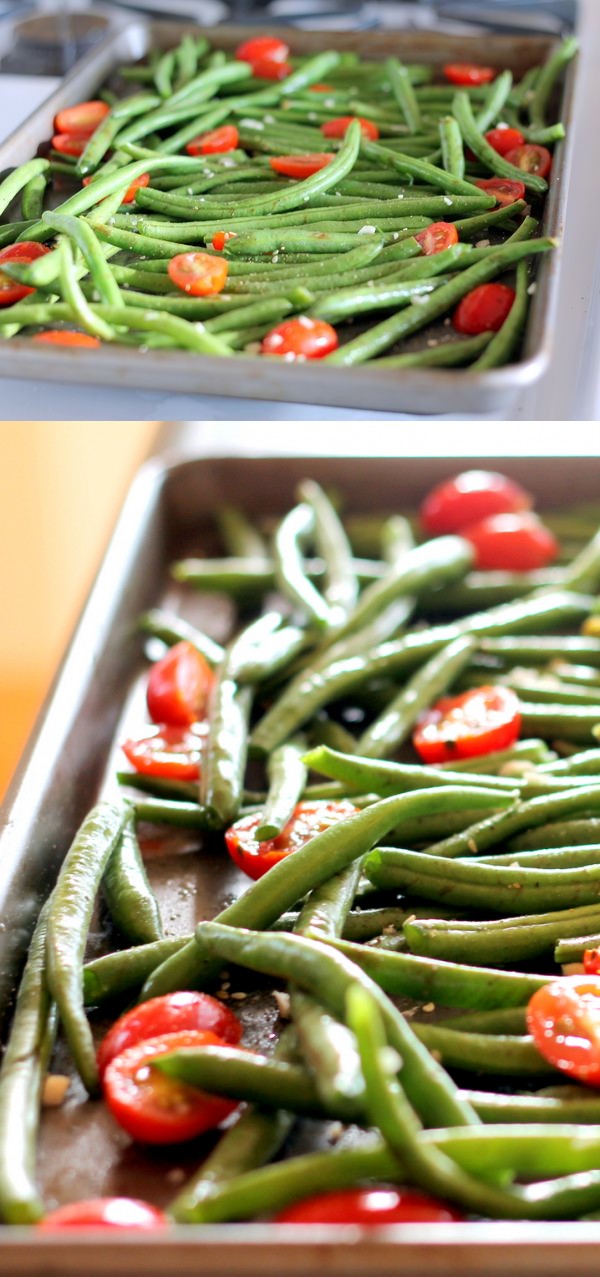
[0,18,576,414]
[3,450,600,1277]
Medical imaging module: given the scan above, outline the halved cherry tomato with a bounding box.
[225,799,358,880]
[484,126,525,156]
[443,63,495,86]
[121,722,206,781]
[97,992,242,1079]
[186,124,239,156]
[585,950,600,976]
[414,221,458,256]
[261,315,338,360]
[321,115,379,141]
[460,511,559,571]
[250,56,292,80]
[146,641,215,726]
[52,133,90,157]
[0,241,50,307]
[235,35,290,65]
[211,230,238,251]
[32,330,101,347]
[269,153,334,179]
[167,252,228,297]
[413,685,521,764]
[420,469,531,535]
[453,282,516,334]
[103,1029,238,1144]
[37,1198,167,1230]
[474,177,526,206]
[504,143,552,179]
[527,977,600,1087]
[83,172,150,203]
[276,1187,463,1224]
[54,100,110,136]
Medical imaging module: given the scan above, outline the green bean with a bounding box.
[482,636,600,667]
[423,782,600,860]
[102,811,163,944]
[273,502,337,631]
[255,737,308,841]
[215,504,269,560]
[555,934,600,964]
[529,36,578,130]
[386,58,422,133]
[427,1122,600,1179]
[200,641,252,829]
[156,1043,350,1119]
[509,817,600,853]
[439,1007,527,1035]
[43,211,122,308]
[52,237,115,341]
[137,608,224,666]
[357,634,476,758]
[373,333,493,369]
[439,115,464,179]
[0,159,49,218]
[77,94,161,174]
[438,739,556,773]
[452,199,527,238]
[474,70,514,133]
[303,744,517,798]
[404,902,600,967]
[172,554,383,595]
[297,479,358,619]
[118,771,198,802]
[519,703,600,745]
[453,91,547,195]
[413,1023,549,1076]
[360,137,491,201]
[476,845,600,869]
[20,172,47,222]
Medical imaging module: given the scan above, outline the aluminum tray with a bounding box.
[0,19,576,415]
[2,450,600,1277]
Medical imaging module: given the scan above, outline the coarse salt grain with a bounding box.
[240,119,263,130]
[273,990,291,1018]
[528,282,537,295]
[358,225,377,234]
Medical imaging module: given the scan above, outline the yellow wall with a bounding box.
[0,421,158,799]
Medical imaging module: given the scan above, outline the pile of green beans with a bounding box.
[5,480,600,1230]
[0,31,576,369]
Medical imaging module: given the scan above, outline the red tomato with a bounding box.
[211,231,238,251]
[460,511,559,571]
[269,153,334,179]
[321,115,379,141]
[504,143,552,179]
[261,316,338,360]
[52,133,90,157]
[443,63,496,86]
[121,722,207,781]
[413,685,521,764]
[309,83,334,92]
[527,978,600,1087]
[414,222,458,256]
[37,1198,167,1231]
[474,177,526,206]
[186,125,239,156]
[103,1029,238,1144]
[97,992,242,1079]
[276,1187,463,1224]
[167,251,228,297]
[54,100,110,136]
[84,172,150,204]
[0,241,50,307]
[484,126,525,156]
[146,641,215,726]
[453,282,516,335]
[235,35,290,65]
[251,56,292,80]
[585,950,600,976]
[32,330,101,347]
[225,800,358,880]
[420,469,531,535]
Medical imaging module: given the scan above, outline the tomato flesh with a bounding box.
[415,222,458,256]
[460,511,559,571]
[186,125,239,156]
[97,992,242,1079]
[261,316,338,360]
[276,1187,463,1224]
[38,1198,167,1230]
[251,56,292,80]
[413,685,521,764]
[484,126,525,156]
[474,177,526,206]
[103,1029,238,1144]
[420,469,531,535]
[54,100,109,136]
[168,251,228,297]
[527,978,600,1087]
[269,153,334,179]
[235,35,290,64]
[504,143,552,179]
[52,133,90,157]
[121,722,207,781]
[32,330,101,347]
[0,241,50,307]
[321,115,379,141]
[225,800,358,880]
[211,231,238,251]
[453,282,516,335]
[146,641,215,726]
[585,951,600,976]
[443,63,496,86]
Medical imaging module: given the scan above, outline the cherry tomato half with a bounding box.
[276,1187,463,1224]
[235,35,290,65]
[460,511,559,572]
[167,251,228,297]
[261,316,338,360]
[413,685,521,764]
[225,800,358,880]
[453,282,516,335]
[504,143,552,179]
[52,133,90,157]
[474,177,526,206]
[414,221,458,256]
[420,469,531,536]
[251,56,292,80]
[211,231,237,251]
[584,950,600,976]
[443,63,496,86]
[97,992,242,1079]
[186,124,239,156]
[32,330,101,347]
[484,126,525,156]
[146,641,215,726]
[37,1198,167,1230]
[527,978,600,1087]
[321,115,379,141]
[0,241,50,307]
[54,100,110,136]
[269,153,334,179]
[103,1029,238,1144]
[121,722,207,781]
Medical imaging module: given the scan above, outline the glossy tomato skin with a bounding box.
[186,125,239,156]
[52,133,89,157]
[321,116,379,140]
[32,330,101,347]
[97,992,242,1079]
[146,641,215,726]
[235,35,289,64]
[276,1187,463,1224]
[527,978,600,1087]
[0,242,50,306]
[460,512,559,571]
[122,723,206,781]
[413,685,521,764]
[484,127,525,156]
[38,1198,167,1230]
[415,222,458,256]
[168,252,228,297]
[453,283,516,335]
[225,800,358,880]
[54,100,110,135]
[212,231,238,251]
[584,950,600,976]
[251,56,292,80]
[103,1029,237,1144]
[269,153,334,179]
[261,316,338,360]
[504,143,552,179]
[420,469,531,536]
[474,177,526,206]
[443,63,495,86]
